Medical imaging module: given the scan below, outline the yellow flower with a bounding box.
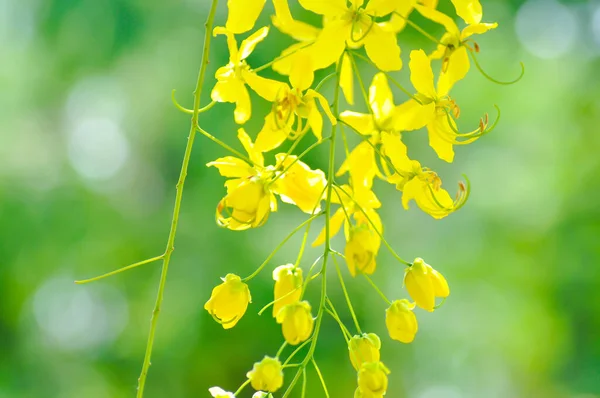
[247,356,284,392]
[339,72,412,188]
[277,0,401,90]
[390,159,468,219]
[415,4,497,89]
[385,299,418,343]
[345,226,379,276]
[204,273,251,329]
[276,301,314,345]
[272,264,303,317]
[209,387,235,397]
[207,129,278,230]
[255,84,336,153]
[348,333,381,371]
[395,49,484,162]
[271,153,327,214]
[356,361,390,398]
[404,258,449,312]
[211,26,287,124]
[252,393,273,398]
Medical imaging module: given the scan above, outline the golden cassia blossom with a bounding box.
[211,26,287,124]
[272,264,303,317]
[404,257,449,312]
[348,333,381,371]
[207,129,277,230]
[204,273,251,329]
[355,361,390,398]
[247,356,284,393]
[385,299,418,343]
[395,49,484,163]
[416,4,497,85]
[255,84,336,153]
[276,301,314,345]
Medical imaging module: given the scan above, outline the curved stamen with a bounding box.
[468,48,525,85]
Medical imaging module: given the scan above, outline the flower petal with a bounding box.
[255,112,291,153]
[308,19,349,70]
[451,0,482,25]
[213,27,239,62]
[298,0,347,16]
[238,128,264,166]
[461,22,498,39]
[427,116,455,163]
[312,208,345,247]
[242,69,288,102]
[415,5,460,37]
[239,26,270,60]
[437,46,470,96]
[206,156,252,177]
[394,99,436,131]
[368,73,396,125]
[364,0,397,17]
[409,49,436,98]
[339,52,354,105]
[363,24,402,72]
[225,0,266,34]
[339,111,375,136]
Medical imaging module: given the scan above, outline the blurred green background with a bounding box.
[2,0,600,397]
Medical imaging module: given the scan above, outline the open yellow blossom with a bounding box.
[209,387,235,398]
[281,0,401,90]
[389,159,468,219]
[276,301,314,345]
[385,299,418,343]
[272,154,327,214]
[313,184,382,249]
[207,129,277,230]
[339,72,412,188]
[247,356,284,392]
[272,264,303,317]
[204,273,251,329]
[416,4,497,88]
[395,49,484,162]
[349,333,381,371]
[211,26,286,124]
[345,226,379,276]
[404,258,449,312]
[225,0,265,34]
[255,84,336,153]
[356,361,390,398]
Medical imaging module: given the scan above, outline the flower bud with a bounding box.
[345,227,378,277]
[204,273,251,329]
[208,387,234,397]
[404,258,449,311]
[247,356,284,392]
[348,333,381,370]
[272,264,303,317]
[356,361,390,398]
[385,299,418,343]
[276,301,314,345]
[252,392,273,398]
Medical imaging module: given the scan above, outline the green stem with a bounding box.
[312,358,330,398]
[324,305,351,342]
[242,212,323,283]
[196,124,255,166]
[233,379,251,396]
[276,342,288,359]
[394,11,443,45]
[282,54,343,398]
[135,1,219,396]
[331,255,362,334]
[301,368,307,398]
[363,274,392,305]
[283,338,313,367]
[252,41,313,73]
[74,254,164,284]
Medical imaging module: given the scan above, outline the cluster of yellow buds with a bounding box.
[197,0,520,396]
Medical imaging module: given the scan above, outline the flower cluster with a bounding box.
[199,0,517,396]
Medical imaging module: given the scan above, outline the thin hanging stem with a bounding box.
[363,274,392,305]
[331,255,362,334]
[135,1,219,396]
[394,11,443,45]
[233,379,251,396]
[468,48,525,85]
[242,212,324,282]
[312,358,330,398]
[253,41,314,73]
[171,89,216,115]
[75,254,164,285]
[195,124,256,166]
